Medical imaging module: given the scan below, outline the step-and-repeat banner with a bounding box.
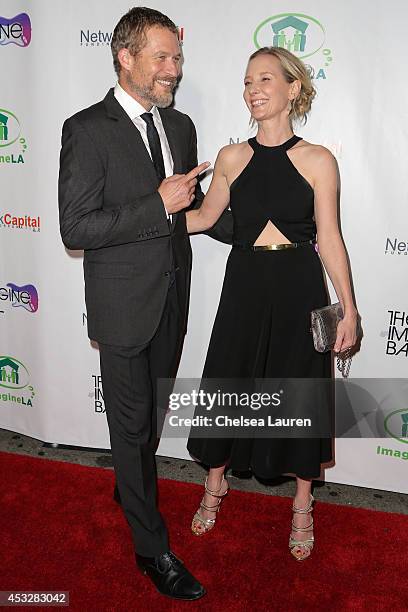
[1,1,407,492]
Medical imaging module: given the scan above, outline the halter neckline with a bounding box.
[249,134,302,151]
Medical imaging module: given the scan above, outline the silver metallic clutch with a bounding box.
[311,302,343,353]
[311,302,361,378]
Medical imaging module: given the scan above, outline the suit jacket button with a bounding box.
[164,271,170,277]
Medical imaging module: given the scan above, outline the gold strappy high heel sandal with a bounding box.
[191,476,229,536]
[289,494,315,561]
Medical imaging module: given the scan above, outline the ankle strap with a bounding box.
[291,518,314,533]
[204,475,228,497]
[200,500,222,512]
[292,494,314,514]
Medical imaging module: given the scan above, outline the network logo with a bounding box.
[80,24,184,47]
[385,238,408,256]
[80,29,112,46]
[0,13,31,47]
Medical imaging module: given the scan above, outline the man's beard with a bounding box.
[126,73,176,108]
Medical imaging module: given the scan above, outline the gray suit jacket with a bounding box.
[58,88,232,347]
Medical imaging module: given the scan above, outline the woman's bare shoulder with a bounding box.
[295,140,335,163]
[216,141,252,170]
[218,141,250,158]
[293,141,337,177]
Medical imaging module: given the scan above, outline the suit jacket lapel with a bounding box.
[103,89,158,185]
[103,90,181,229]
[159,109,182,174]
[159,109,183,229]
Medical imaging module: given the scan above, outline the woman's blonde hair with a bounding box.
[248,46,316,124]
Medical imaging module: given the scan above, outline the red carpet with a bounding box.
[0,451,407,611]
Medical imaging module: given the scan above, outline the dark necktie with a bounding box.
[140,112,166,183]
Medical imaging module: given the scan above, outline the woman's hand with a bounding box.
[333,311,358,354]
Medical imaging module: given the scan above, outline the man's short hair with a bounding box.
[111,6,178,76]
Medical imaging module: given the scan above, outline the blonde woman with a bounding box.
[186,47,358,560]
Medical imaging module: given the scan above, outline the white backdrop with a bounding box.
[1,1,407,493]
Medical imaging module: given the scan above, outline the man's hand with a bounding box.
[158,162,210,214]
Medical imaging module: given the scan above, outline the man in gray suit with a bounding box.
[58,6,231,601]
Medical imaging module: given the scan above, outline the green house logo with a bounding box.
[0,109,21,148]
[254,13,333,79]
[0,356,29,389]
[0,112,8,141]
[384,409,408,445]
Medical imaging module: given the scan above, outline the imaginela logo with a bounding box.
[0,283,38,313]
[0,356,35,407]
[384,409,408,445]
[254,13,333,80]
[0,109,28,164]
[0,13,31,47]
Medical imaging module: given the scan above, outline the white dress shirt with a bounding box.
[114,82,173,220]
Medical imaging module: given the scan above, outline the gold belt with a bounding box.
[233,239,316,251]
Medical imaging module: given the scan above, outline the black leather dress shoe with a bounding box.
[136,551,206,600]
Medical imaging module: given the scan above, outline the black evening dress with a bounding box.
[187,135,333,479]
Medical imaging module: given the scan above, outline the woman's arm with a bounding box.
[312,147,358,353]
[187,147,231,234]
